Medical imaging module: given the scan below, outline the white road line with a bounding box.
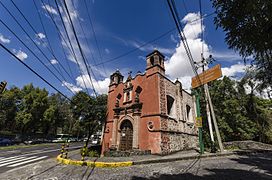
[0,156,38,167]
[0,156,29,165]
[9,145,82,157]
[8,156,47,167]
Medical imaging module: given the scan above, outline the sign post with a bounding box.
[192,64,224,152]
[195,93,204,154]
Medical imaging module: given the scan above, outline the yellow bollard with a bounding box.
[81,144,87,161]
[64,143,69,159]
[60,143,65,158]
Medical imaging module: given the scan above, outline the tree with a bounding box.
[15,84,49,139]
[71,92,107,146]
[0,87,20,133]
[211,0,272,88]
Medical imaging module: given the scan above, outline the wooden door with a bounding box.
[119,120,133,151]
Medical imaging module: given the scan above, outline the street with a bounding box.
[0,142,83,174]
[0,152,271,179]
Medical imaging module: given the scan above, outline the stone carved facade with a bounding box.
[102,50,198,155]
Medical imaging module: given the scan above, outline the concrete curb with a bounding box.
[133,151,235,165]
[56,155,133,168]
[56,150,272,168]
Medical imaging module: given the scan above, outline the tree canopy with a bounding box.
[0,84,107,141]
[212,0,272,88]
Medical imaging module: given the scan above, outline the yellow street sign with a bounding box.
[196,117,202,127]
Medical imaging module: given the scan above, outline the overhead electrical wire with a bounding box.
[166,0,203,86]
[95,12,215,67]
[50,0,91,95]
[31,0,76,85]
[9,0,77,86]
[62,0,97,97]
[0,1,71,85]
[199,0,204,56]
[0,42,72,102]
[0,19,77,96]
[83,0,107,76]
[69,0,102,92]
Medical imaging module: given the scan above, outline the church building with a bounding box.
[102,50,198,155]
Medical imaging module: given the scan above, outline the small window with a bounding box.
[167,95,175,116]
[126,91,130,101]
[150,56,154,65]
[186,105,193,122]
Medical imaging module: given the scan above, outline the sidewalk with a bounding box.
[61,149,251,167]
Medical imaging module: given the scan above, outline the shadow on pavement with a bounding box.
[131,152,272,180]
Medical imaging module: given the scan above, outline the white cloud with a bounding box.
[165,12,209,90]
[221,63,249,77]
[105,48,110,54]
[36,33,46,39]
[50,59,58,65]
[76,74,110,94]
[62,81,82,93]
[212,51,242,61]
[14,50,28,61]
[130,40,174,55]
[42,4,58,15]
[0,34,11,44]
[170,34,178,43]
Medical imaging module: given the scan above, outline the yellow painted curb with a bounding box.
[57,155,133,168]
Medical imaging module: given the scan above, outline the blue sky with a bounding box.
[0,0,247,96]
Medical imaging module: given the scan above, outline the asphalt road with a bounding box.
[0,152,271,179]
[0,142,84,174]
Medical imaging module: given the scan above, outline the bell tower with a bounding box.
[109,70,124,86]
[146,49,165,76]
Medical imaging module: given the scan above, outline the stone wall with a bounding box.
[161,132,198,154]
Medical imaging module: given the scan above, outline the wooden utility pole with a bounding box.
[205,85,224,152]
[193,55,224,152]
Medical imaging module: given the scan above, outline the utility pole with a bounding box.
[195,54,224,152]
[195,92,204,154]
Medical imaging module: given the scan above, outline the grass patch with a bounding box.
[0,143,55,151]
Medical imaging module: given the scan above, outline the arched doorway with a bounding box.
[119,120,133,151]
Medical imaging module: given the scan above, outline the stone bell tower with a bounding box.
[146,49,165,76]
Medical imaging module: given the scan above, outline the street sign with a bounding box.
[191,64,222,89]
[196,117,202,127]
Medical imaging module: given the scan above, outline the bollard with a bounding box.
[64,143,69,159]
[60,143,65,158]
[81,144,87,161]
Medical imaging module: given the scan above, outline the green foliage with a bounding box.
[0,84,107,141]
[199,76,272,148]
[211,0,272,88]
[80,147,99,157]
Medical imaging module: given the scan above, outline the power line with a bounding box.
[166,0,203,86]
[95,12,215,66]
[31,0,76,85]
[69,0,102,92]
[83,0,107,76]
[62,0,97,97]
[0,42,72,102]
[50,0,91,95]
[0,19,76,96]
[199,0,204,55]
[0,1,70,86]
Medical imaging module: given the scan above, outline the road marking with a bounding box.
[0,156,39,167]
[0,156,29,165]
[8,156,47,167]
[10,145,82,157]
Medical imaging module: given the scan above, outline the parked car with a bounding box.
[52,134,71,143]
[0,138,13,146]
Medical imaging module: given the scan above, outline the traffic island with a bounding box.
[56,155,133,168]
